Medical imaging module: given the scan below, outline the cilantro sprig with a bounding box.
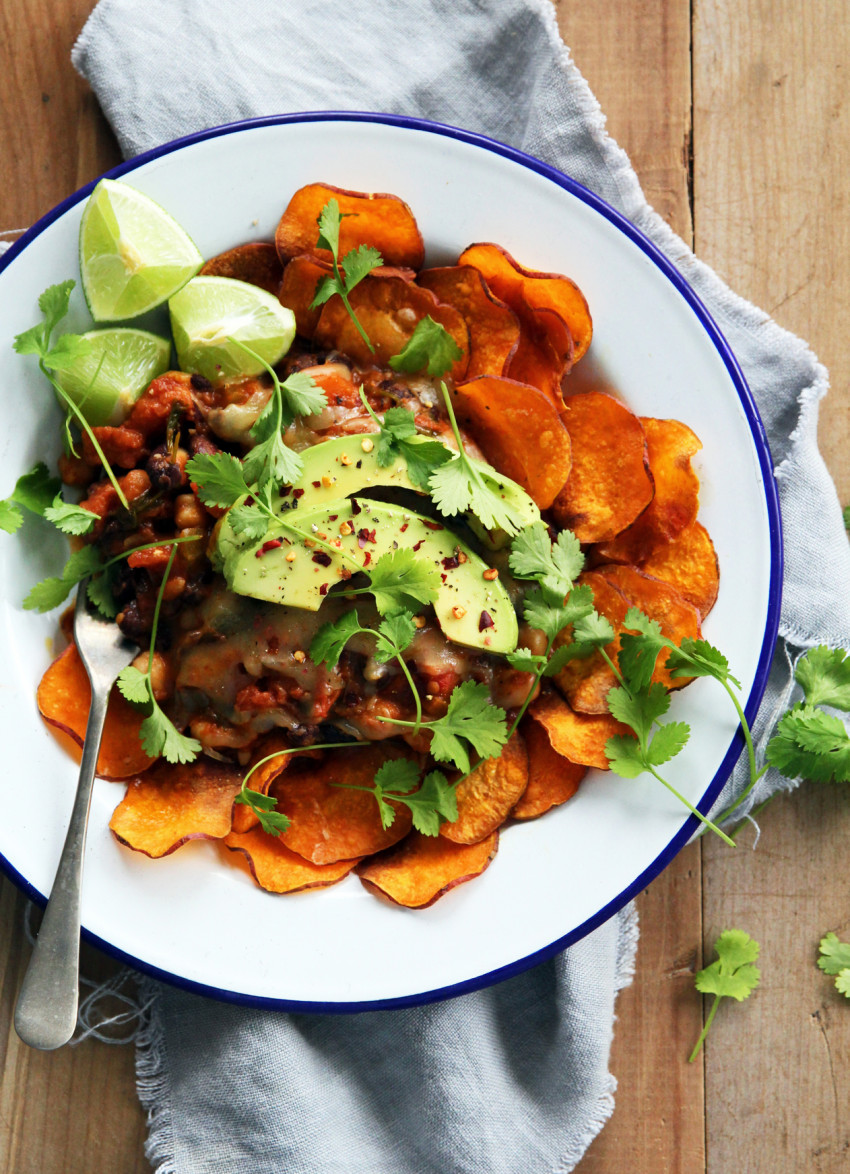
[817,932,850,998]
[14,282,130,509]
[310,200,383,353]
[341,758,458,836]
[116,544,201,765]
[429,382,527,535]
[389,315,463,377]
[689,929,760,1061]
[359,391,452,492]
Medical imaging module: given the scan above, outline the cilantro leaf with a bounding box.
[309,611,363,670]
[666,636,739,687]
[233,787,292,836]
[0,501,23,534]
[23,545,104,612]
[87,569,119,619]
[13,281,75,356]
[242,427,302,490]
[606,682,671,743]
[428,680,507,772]
[364,548,440,615]
[765,704,850,782]
[618,608,669,691]
[185,452,250,509]
[506,650,548,674]
[228,502,271,543]
[522,583,595,645]
[604,734,646,779]
[44,332,93,371]
[43,496,98,536]
[366,402,452,492]
[646,721,690,766]
[340,244,383,291]
[310,201,382,351]
[10,462,62,515]
[116,665,151,705]
[795,645,850,711]
[403,770,459,836]
[689,929,760,1061]
[817,932,850,976]
[279,370,327,419]
[374,611,416,663]
[389,315,463,377]
[509,523,584,598]
[374,758,421,796]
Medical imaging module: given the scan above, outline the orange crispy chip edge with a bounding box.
[109,759,243,858]
[440,732,528,844]
[629,521,720,621]
[272,746,415,865]
[224,829,361,894]
[37,643,155,780]
[512,715,586,819]
[358,830,499,908]
[276,183,425,269]
[452,375,572,509]
[552,391,654,544]
[593,418,703,563]
[418,266,520,379]
[199,242,283,297]
[529,689,628,771]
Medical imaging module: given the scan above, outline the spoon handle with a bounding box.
[14,686,110,1050]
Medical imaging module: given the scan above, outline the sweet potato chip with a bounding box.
[418,266,520,378]
[459,241,592,362]
[552,571,630,714]
[200,242,283,296]
[278,254,331,338]
[512,716,586,819]
[276,183,425,269]
[358,830,498,908]
[37,643,155,780]
[529,688,628,770]
[593,418,702,563]
[224,829,360,894]
[314,273,469,378]
[440,732,528,844]
[451,375,572,508]
[271,745,415,864]
[638,521,720,619]
[110,759,243,858]
[596,563,701,689]
[552,391,654,543]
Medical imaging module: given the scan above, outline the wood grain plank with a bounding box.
[695,2,850,1170]
[555,3,705,1170]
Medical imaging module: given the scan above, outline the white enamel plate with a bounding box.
[0,115,781,1010]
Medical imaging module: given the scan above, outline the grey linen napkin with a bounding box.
[71,0,850,1171]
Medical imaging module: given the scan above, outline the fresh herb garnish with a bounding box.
[763,646,850,784]
[14,282,130,509]
[359,392,452,492]
[429,381,526,535]
[388,315,463,377]
[817,932,850,998]
[116,544,201,765]
[310,200,383,353]
[689,929,760,1061]
[341,759,459,836]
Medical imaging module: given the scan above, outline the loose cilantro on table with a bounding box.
[310,199,383,353]
[817,932,850,998]
[14,282,129,509]
[688,929,760,1062]
[116,544,201,765]
[389,314,463,377]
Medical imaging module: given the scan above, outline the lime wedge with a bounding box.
[168,276,296,382]
[79,178,203,321]
[52,328,172,425]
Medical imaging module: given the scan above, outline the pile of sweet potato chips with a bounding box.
[38,183,719,908]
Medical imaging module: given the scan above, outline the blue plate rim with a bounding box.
[0,109,783,1014]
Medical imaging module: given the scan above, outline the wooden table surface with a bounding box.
[2,2,850,1170]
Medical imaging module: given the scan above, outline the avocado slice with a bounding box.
[284,435,539,544]
[221,497,519,654]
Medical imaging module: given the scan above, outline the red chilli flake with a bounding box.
[312,552,332,566]
[311,480,321,488]
[293,488,305,499]
[351,500,362,515]
[357,528,377,547]
[440,573,447,584]
[363,551,372,566]
[423,520,444,531]
[319,583,329,596]
[412,539,424,552]
[255,539,282,558]
[329,514,338,522]
[478,610,495,632]
[441,554,459,570]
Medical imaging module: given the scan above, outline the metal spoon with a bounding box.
[15,580,139,1050]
